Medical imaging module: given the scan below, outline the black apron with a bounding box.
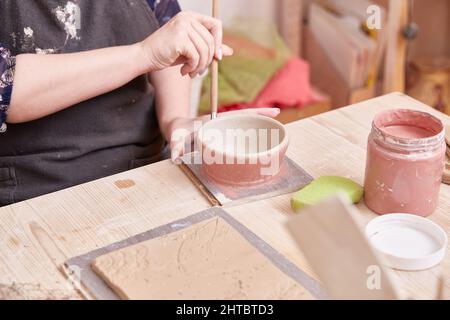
[0,0,165,206]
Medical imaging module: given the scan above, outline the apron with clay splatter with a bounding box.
[0,0,164,206]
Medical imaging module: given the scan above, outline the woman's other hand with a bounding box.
[140,11,233,77]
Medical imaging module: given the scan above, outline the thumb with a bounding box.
[170,138,184,165]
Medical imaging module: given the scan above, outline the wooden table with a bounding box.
[1,93,449,300]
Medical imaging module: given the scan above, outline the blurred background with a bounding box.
[179,0,450,123]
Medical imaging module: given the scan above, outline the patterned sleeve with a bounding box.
[147,0,182,26]
[0,44,16,133]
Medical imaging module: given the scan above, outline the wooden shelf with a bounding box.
[275,87,332,124]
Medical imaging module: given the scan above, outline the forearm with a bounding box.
[6,10,230,125]
[8,44,147,123]
[151,65,191,141]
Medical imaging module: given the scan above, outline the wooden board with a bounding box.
[275,87,332,124]
[303,27,376,108]
[286,194,400,300]
[1,93,449,299]
[65,208,327,300]
[279,0,303,56]
[383,0,408,93]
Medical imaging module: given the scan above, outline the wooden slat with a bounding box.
[279,0,303,56]
[286,194,400,300]
[383,0,408,93]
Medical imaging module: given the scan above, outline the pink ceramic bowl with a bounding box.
[197,114,289,186]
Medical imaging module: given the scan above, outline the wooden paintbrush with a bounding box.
[210,0,219,120]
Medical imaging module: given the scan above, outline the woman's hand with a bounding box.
[9,11,232,124]
[140,11,233,78]
[168,108,281,163]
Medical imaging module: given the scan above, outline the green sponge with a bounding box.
[291,176,364,211]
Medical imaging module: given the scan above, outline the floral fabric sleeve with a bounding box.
[0,44,16,133]
[147,0,182,26]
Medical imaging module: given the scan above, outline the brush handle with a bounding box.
[210,0,219,119]
[210,63,218,119]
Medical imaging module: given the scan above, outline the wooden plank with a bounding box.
[286,194,400,300]
[275,87,332,124]
[304,27,376,108]
[383,0,408,93]
[279,0,303,56]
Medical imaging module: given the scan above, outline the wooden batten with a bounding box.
[286,194,402,300]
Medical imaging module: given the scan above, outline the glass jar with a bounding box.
[364,109,446,216]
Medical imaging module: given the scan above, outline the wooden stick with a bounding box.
[286,194,401,300]
[383,0,408,94]
[210,0,219,119]
[279,0,303,57]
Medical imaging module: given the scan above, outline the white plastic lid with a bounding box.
[365,214,448,271]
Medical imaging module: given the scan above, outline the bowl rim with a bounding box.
[197,114,290,160]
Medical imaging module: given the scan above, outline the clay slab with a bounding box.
[64,208,326,300]
[93,217,309,300]
[180,153,313,207]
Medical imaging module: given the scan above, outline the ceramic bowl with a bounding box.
[197,114,289,186]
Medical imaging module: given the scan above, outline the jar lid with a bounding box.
[365,214,447,271]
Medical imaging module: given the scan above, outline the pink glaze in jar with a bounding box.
[364,109,445,216]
